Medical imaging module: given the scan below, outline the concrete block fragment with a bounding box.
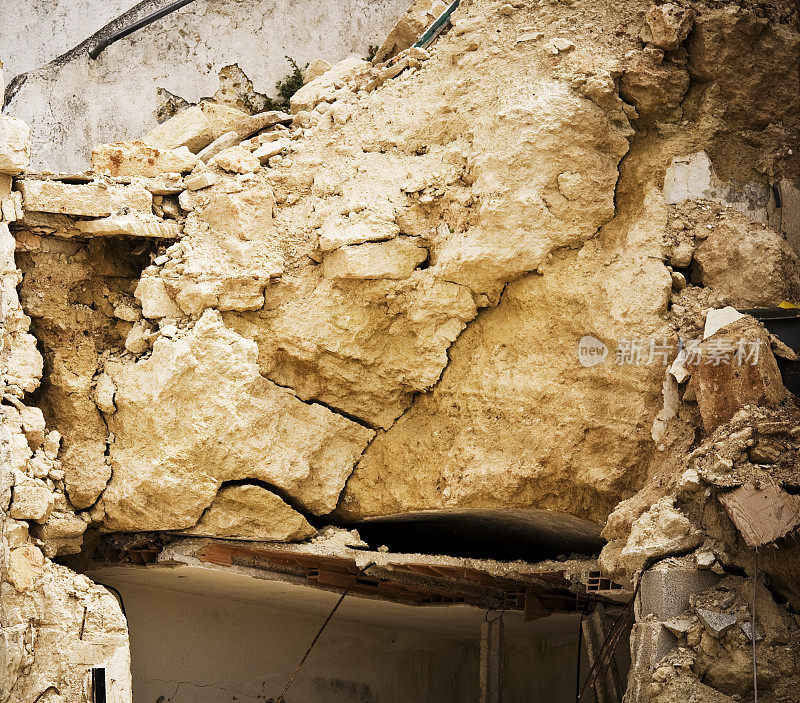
[211,145,260,174]
[0,116,31,175]
[322,237,428,280]
[92,141,199,177]
[18,180,152,216]
[10,483,55,523]
[664,152,713,205]
[232,110,292,139]
[696,608,737,637]
[74,217,182,238]
[185,172,218,191]
[134,276,182,319]
[196,130,240,163]
[640,565,719,620]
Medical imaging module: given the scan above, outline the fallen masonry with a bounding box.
[2,0,800,701]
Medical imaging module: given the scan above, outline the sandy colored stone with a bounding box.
[211,145,260,173]
[322,237,428,280]
[196,130,240,163]
[233,110,292,140]
[183,484,316,541]
[6,332,43,393]
[91,140,199,177]
[0,115,31,175]
[290,57,371,113]
[185,171,218,191]
[100,310,374,530]
[640,3,695,51]
[159,185,285,314]
[134,275,183,319]
[339,193,671,518]
[18,180,152,216]
[10,483,55,523]
[615,498,702,575]
[620,50,689,116]
[303,59,332,84]
[692,318,785,433]
[374,0,448,62]
[1,561,131,702]
[75,217,182,238]
[692,219,800,308]
[144,103,249,153]
[6,544,45,591]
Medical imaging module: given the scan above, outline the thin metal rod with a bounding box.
[275,562,375,703]
[752,550,759,703]
[89,0,199,59]
[414,0,461,49]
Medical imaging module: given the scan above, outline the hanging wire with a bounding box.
[752,549,759,703]
[275,562,375,703]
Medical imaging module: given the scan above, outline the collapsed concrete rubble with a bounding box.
[2,0,800,700]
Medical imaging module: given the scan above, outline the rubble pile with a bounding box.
[1,0,800,700]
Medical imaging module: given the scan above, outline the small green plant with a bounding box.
[264,56,306,112]
[367,44,379,62]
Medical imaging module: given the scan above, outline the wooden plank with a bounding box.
[718,477,800,548]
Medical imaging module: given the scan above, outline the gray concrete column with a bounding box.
[480,613,503,703]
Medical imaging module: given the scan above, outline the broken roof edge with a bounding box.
[83,533,632,613]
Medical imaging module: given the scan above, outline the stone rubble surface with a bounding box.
[3,0,800,700]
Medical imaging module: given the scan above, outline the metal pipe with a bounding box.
[89,0,199,59]
[414,0,461,50]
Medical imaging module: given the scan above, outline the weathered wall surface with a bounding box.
[0,0,137,78]
[3,0,412,172]
[0,122,132,701]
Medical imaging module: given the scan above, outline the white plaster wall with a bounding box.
[4,0,411,171]
[116,582,479,702]
[108,578,592,703]
[0,0,138,79]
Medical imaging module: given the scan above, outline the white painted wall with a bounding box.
[0,0,138,78]
[96,567,592,703]
[4,0,411,171]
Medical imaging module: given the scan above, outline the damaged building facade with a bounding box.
[2,0,800,700]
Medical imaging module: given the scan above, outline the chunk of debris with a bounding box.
[695,608,737,637]
[211,145,260,174]
[692,318,785,432]
[322,237,428,280]
[718,477,800,548]
[640,3,695,51]
[144,103,249,153]
[182,485,316,541]
[18,180,152,216]
[92,141,199,177]
[0,116,31,174]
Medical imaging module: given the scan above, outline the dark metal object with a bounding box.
[414,0,461,49]
[89,0,199,59]
[91,667,107,703]
[738,308,800,396]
